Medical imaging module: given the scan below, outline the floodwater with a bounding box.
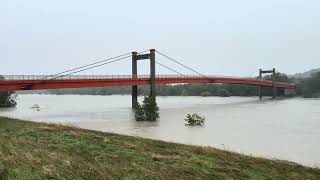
[0,94,319,167]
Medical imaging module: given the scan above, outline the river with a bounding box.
[0,94,319,167]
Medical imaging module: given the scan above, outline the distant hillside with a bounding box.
[290,68,320,79]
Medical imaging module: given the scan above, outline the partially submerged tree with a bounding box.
[133,102,145,121]
[142,96,159,121]
[0,75,17,108]
[133,96,159,121]
[185,113,205,126]
[0,92,17,108]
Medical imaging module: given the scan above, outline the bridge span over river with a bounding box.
[0,49,295,107]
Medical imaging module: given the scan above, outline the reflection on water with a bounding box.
[0,94,319,167]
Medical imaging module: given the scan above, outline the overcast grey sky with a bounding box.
[1,0,319,76]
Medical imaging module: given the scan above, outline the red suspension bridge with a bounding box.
[0,49,295,106]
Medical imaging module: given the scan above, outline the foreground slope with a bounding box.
[0,117,319,179]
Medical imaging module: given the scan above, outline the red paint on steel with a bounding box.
[0,77,295,91]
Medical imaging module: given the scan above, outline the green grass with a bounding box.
[0,117,319,179]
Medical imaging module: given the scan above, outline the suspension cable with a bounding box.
[155,61,186,76]
[42,50,149,80]
[40,52,133,80]
[49,54,132,80]
[156,50,207,77]
[246,70,259,78]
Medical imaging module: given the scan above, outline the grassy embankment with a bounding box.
[0,117,320,179]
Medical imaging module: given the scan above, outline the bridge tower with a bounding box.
[131,49,156,108]
[259,68,277,100]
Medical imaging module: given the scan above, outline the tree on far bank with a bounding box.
[297,72,320,98]
[181,90,188,96]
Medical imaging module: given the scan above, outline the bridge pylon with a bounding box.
[259,68,277,100]
[131,49,156,108]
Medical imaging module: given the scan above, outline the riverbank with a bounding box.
[0,117,320,179]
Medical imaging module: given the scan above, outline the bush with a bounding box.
[217,89,231,97]
[0,76,17,108]
[133,96,159,121]
[142,96,159,121]
[133,102,145,121]
[201,91,212,97]
[185,113,205,126]
[0,91,17,108]
[181,90,188,96]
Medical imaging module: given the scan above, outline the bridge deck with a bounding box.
[0,75,295,91]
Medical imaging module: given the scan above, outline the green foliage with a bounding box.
[217,89,231,97]
[26,83,281,97]
[142,96,159,121]
[201,91,212,97]
[181,89,188,96]
[296,72,320,98]
[185,113,205,126]
[133,102,145,121]
[264,73,294,83]
[0,91,17,108]
[0,75,17,108]
[1,117,320,179]
[133,96,159,121]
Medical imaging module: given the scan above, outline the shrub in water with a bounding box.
[133,96,159,121]
[0,91,17,108]
[185,113,205,126]
[142,96,159,121]
[133,102,145,121]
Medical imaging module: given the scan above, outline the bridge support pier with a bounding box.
[272,68,277,99]
[132,52,138,108]
[259,68,277,100]
[131,49,156,108]
[149,49,156,99]
[259,69,263,100]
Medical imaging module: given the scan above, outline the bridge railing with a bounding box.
[0,74,258,80]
